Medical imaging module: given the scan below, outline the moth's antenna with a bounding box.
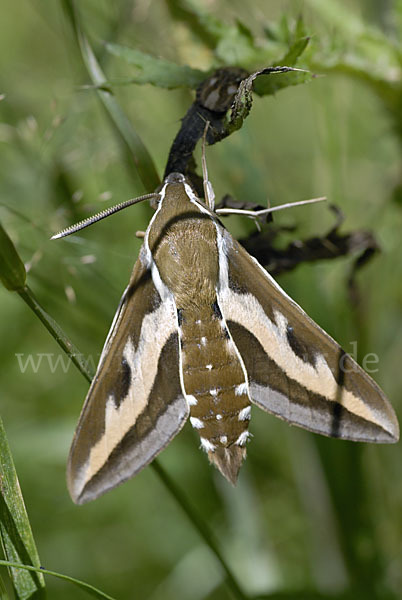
[51,193,160,240]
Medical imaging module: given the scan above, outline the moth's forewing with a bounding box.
[219,230,399,443]
[67,253,188,504]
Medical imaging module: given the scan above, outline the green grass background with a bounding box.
[0,1,401,598]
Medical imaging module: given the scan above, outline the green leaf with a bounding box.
[294,15,308,40]
[280,36,310,67]
[0,417,46,599]
[252,64,312,97]
[0,223,26,292]
[105,43,207,89]
[278,14,291,44]
[262,16,309,62]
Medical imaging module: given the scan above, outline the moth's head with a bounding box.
[165,172,186,185]
[164,172,201,199]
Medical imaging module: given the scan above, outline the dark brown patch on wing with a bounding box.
[114,357,131,405]
[285,324,317,367]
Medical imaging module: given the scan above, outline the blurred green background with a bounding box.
[0,1,401,599]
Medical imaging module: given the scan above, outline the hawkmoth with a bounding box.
[53,171,399,505]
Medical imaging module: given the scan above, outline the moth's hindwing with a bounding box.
[67,253,189,504]
[218,230,399,443]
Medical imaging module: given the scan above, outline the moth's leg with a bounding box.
[135,230,146,239]
[215,197,326,220]
[201,121,215,211]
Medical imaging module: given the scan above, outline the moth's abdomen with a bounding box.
[179,301,251,484]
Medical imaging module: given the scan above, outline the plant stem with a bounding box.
[18,286,93,383]
[151,460,249,600]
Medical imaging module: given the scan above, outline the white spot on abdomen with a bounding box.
[238,406,251,421]
[236,431,250,446]
[200,438,215,452]
[235,382,248,396]
[190,417,204,429]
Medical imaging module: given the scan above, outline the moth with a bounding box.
[53,171,399,505]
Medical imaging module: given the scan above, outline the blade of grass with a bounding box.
[255,592,355,599]
[18,286,94,383]
[0,223,26,292]
[0,573,10,599]
[61,0,160,192]
[0,222,93,382]
[0,418,46,599]
[151,460,248,600]
[0,561,116,600]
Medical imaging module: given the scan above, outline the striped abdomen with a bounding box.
[179,300,251,483]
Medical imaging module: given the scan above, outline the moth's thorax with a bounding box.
[148,182,219,307]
